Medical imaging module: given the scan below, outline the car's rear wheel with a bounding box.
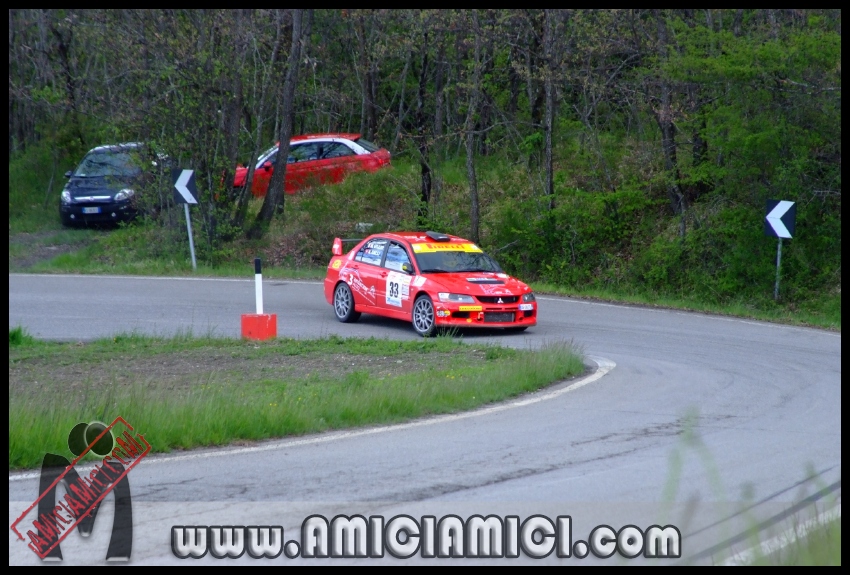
[333,283,361,323]
[412,295,436,337]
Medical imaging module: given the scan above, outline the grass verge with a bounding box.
[531,283,841,331]
[9,329,586,470]
[761,517,841,566]
[737,512,841,566]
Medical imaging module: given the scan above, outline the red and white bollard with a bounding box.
[241,258,277,340]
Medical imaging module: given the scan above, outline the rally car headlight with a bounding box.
[438,293,475,304]
[114,188,135,202]
[522,292,536,302]
[61,190,72,204]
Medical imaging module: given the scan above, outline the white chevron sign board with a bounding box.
[764,199,796,239]
[171,169,198,205]
[170,168,198,270]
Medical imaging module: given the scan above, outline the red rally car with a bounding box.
[324,231,537,336]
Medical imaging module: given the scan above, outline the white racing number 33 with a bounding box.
[385,272,411,307]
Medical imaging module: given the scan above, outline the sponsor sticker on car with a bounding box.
[458,305,483,312]
[411,243,483,253]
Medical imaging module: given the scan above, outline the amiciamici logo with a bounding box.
[10,417,150,561]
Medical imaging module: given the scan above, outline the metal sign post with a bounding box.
[774,238,782,301]
[172,169,199,271]
[184,203,197,271]
[764,199,796,302]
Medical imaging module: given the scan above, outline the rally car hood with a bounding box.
[420,271,530,296]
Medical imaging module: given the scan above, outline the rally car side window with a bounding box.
[383,242,411,272]
[354,238,387,266]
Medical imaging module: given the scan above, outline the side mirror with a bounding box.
[263,161,273,171]
[401,262,414,274]
[64,170,73,178]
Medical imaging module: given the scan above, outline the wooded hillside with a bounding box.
[8,10,841,312]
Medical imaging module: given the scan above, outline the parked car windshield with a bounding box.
[74,150,142,178]
[255,144,280,167]
[414,250,503,273]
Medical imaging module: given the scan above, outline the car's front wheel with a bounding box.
[412,294,436,337]
[333,282,361,323]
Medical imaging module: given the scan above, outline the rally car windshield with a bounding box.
[415,251,503,274]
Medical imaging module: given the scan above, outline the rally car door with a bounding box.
[378,241,416,319]
[346,237,388,311]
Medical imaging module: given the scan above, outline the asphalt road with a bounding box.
[8,273,841,564]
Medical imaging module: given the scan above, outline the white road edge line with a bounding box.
[720,504,841,566]
[9,356,615,482]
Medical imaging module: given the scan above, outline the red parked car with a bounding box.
[233,133,391,197]
[324,231,538,337]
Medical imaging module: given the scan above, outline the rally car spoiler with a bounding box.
[332,237,363,256]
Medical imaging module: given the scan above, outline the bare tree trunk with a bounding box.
[391,50,411,154]
[367,60,377,141]
[689,86,710,204]
[528,17,545,131]
[222,10,245,192]
[732,9,743,37]
[355,12,376,141]
[543,9,555,208]
[478,25,493,157]
[233,11,283,231]
[415,33,431,226]
[50,17,85,148]
[653,10,686,238]
[433,38,446,158]
[211,9,248,241]
[465,11,482,244]
[507,44,519,123]
[249,9,307,239]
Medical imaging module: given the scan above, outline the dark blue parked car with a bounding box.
[60,142,164,227]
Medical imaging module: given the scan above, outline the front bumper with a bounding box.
[60,201,137,225]
[432,302,537,328]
